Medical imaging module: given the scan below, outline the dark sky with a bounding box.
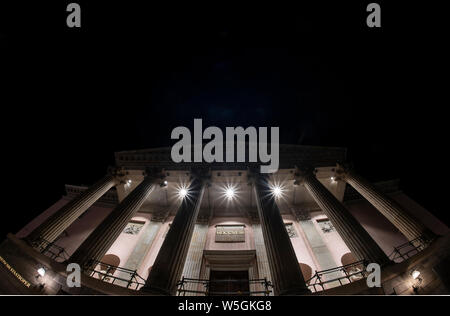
[1,1,448,238]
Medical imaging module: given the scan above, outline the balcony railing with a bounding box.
[306,236,432,293]
[35,235,432,293]
[306,260,368,293]
[35,238,70,262]
[388,236,431,263]
[84,260,146,290]
[176,277,273,296]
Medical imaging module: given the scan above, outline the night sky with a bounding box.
[1,1,448,238]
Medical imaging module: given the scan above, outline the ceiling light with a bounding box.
[225,187,235,199]
[179,188,188,198]
[272,186,282,198]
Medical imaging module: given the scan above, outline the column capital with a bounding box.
[293,165,316,185]
[107,166,127,184]
[334,162,352,181]
[150,209,170,223]
[247,167,267,183]
[189,167,211,184]
[144,167,167,185]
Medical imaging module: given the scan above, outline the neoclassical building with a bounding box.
[1,145,449,295]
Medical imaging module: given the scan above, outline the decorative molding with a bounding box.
[203,250,256,268]
[289,204,319,221]
[114,145,347,171]
[196,214,210,224]
[151,210,169,222]
[316,218,336,234]
[285,223,298,238]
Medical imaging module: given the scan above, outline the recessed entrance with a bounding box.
[209,270,250,296]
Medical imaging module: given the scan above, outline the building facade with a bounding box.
[1,145,449,295]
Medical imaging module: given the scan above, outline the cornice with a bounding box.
[114,144,347,170]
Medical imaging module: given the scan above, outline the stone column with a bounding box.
[27,174,118,249]
[251,172,310,295]
[180,223,209,296]
[336,165,436,244]
[296,168,390,265]
[69,172,162,269]
[252,223,273,296]
[142,176,207,295]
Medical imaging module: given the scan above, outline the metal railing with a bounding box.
[306,260,368,293]
[177,277,273,296]
[84,260,146,290]
[388,236,431,263]
[35,238,70,262]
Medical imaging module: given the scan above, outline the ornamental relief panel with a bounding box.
[215,225,245,242]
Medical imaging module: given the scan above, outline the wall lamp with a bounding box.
[411,269,423,293]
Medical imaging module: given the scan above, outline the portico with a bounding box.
[1,145,448,295]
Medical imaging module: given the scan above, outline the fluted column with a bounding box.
[252,223,273,296]
[142,176,207,295]
[180,223,209,296]
[27,174,118,249]
[297,169,390,265]
[69,173,161,269]
[336,165,436,245]
[251,172,310,295]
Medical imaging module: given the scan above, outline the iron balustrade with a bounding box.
[306,236,432,293]
[34,238,70,262]
[34,235,431,293]
[306,260,368,293]
[388,236,431,263]
[84,260,146,290]
[176,277,273,296]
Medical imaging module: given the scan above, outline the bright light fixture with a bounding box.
[225,187,235,199]
[37,268,46,277]
[179,188,188,198]
[411,270,421,280]
[272,186,282,198]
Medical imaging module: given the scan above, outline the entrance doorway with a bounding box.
[209,270,250,296]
